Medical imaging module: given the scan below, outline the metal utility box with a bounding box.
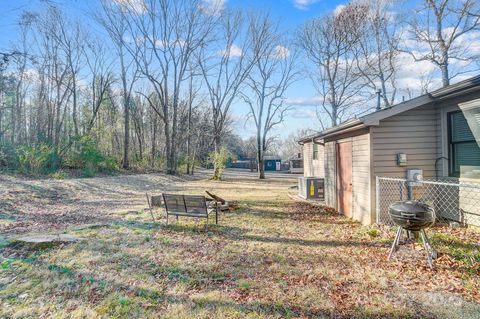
[396,153,407,166]
[406,168,423,186]
[298,177,325,200]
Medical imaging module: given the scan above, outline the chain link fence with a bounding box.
[376,176,480,226]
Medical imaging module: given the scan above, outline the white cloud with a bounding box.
[291,0,320,10]
[286,96,324,106]
[113,0,147,14]
[333,4,346,17]
[290,108,317,119]
[152,38,186,49]
[219,44,243,58]
[201,0,226,16]
[273,45,290,59]
[395,52,436,79]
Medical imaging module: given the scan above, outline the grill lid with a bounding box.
[389,200,429,214]
[388,200,435,231]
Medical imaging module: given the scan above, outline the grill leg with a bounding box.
[420,229,434,269]
[388,227,403,261]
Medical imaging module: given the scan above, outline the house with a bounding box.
[298,75,480,225]
[230,158,256,170]
[289,153,304,174]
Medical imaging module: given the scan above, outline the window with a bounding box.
[448,110,480,177]
[313,143,318,160]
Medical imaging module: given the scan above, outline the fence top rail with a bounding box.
[376,176,407,182]
[376,176,480,188]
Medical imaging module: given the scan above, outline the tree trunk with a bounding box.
[120,48,130,169]
[440,61,450,87]
[212,134,222,180]
[186,100,192,175]
[257,132,265,179]
[257,156,265,179]
[191,138,197,175]
[123,94,130,169]
[72,73,79,137]
[151,117,157,169]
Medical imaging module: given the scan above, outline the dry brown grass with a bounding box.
[0,170,479,318]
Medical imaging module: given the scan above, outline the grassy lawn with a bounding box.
[0,171,479,318]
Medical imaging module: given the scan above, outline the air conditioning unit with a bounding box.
[298,177,325,200]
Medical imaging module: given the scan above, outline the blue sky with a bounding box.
[0,0,350,138]
[1,0,477,139]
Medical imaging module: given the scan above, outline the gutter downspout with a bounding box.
[311,138,314,177]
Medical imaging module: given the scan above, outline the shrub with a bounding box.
[366,228,380,238]
[17,144,60,175]
[0,142,18,169]
[101,156,118,173]
[67,135,118,176]
[209,147,230,180]
[50,170,68,180]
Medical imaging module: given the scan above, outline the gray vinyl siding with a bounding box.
[371,104,441,178]
[352,134,372,224]
[324,141,336,208]
[302,141,324,177]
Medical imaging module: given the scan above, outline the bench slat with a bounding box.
[167,212,208,218]
[162,193,218,225]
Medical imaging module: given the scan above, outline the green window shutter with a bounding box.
[449,109,480,176]
[453,142,480,173]
[451,111,475,142]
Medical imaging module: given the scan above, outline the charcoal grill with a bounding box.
[387,200,436,268]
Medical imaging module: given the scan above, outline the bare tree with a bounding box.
[299,3,368,128]
[198,10,257,180]
[406,0,480,87]
[97,0,140,169]
[279,128,314,160]
[83,39,116,133]
[241,15,298,179]
[12,13,34,144]
[32,7,74,146]
[47,6,84,137]
[354,0,400,107]
[125,0,216,174]
[185,72,203,174]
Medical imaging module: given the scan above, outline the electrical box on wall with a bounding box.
[406,168,423,186]
[396,153,407,166]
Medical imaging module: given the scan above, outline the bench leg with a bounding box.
[215,208,218,225]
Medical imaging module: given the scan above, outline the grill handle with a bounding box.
[400,212,416,218]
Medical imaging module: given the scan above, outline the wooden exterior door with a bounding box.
[336,141,353,217]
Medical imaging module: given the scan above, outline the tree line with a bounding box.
[0,0,478,179]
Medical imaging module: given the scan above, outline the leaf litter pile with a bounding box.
[0,172,479,318]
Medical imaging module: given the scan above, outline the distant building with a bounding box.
[264,155,282,171]
[289,153,304,174]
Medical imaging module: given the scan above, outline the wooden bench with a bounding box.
[162,193,218,226]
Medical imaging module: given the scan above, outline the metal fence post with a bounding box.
[376,176,380,224]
